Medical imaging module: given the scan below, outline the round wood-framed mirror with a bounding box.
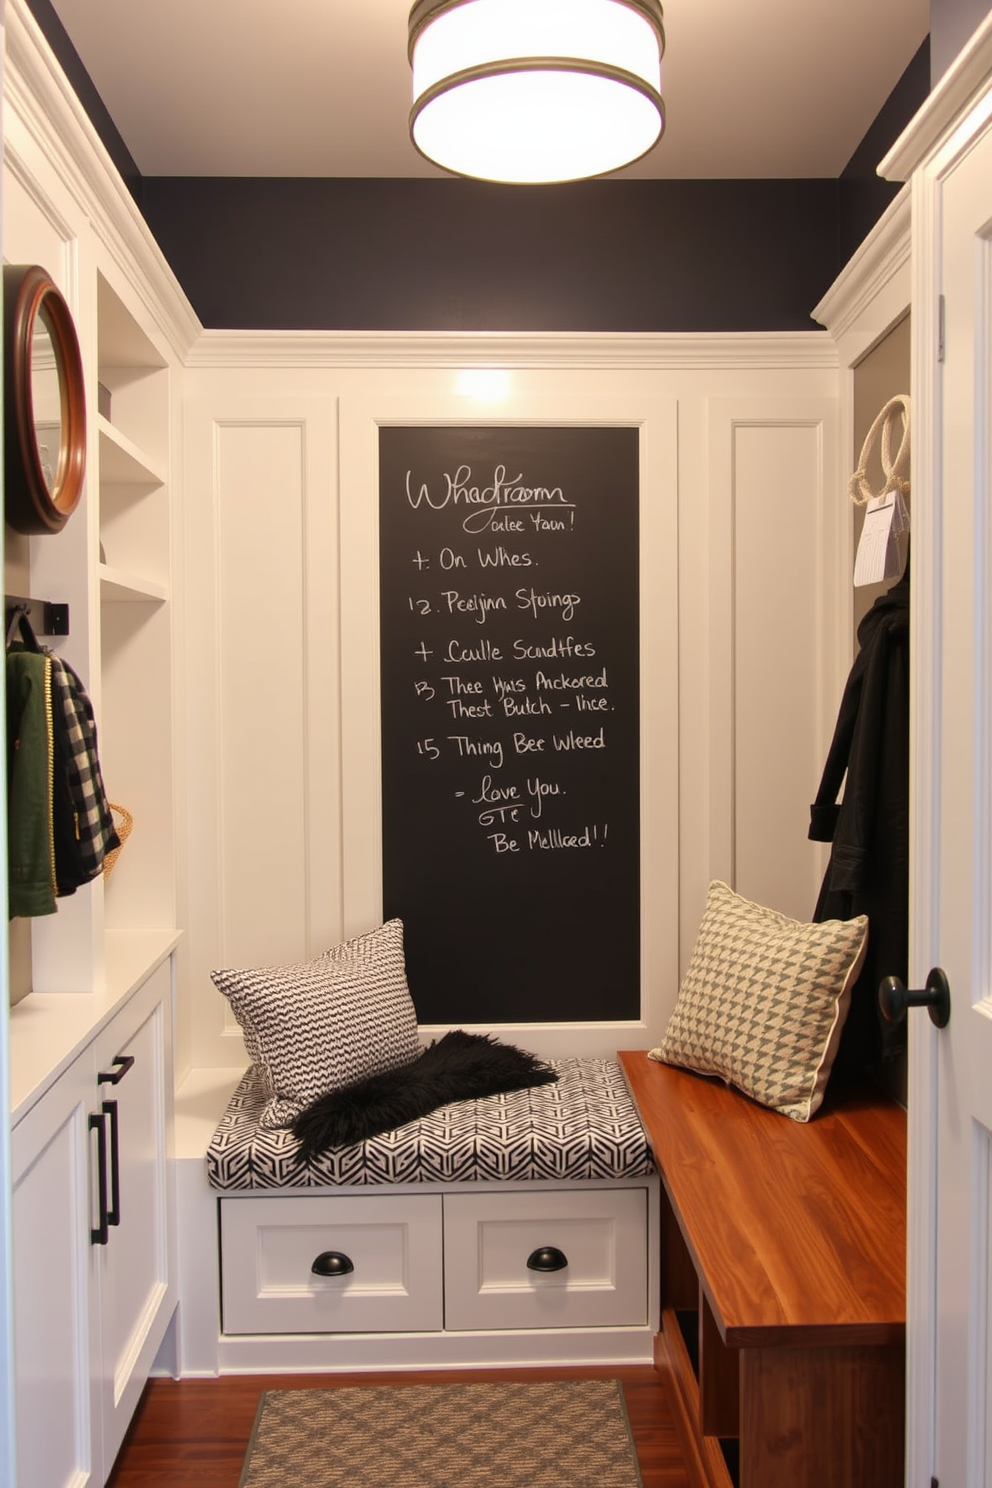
[3,263,86,535]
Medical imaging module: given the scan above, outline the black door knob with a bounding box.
[527,1246,568,1273]
[311,1251,354,1277]
[878,967,951,1028]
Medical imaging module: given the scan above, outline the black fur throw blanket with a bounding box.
[291,1030,558,1161]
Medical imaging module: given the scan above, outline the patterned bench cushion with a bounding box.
[207,1057,654,1189]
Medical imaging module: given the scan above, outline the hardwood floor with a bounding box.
[106,1365,694,1487]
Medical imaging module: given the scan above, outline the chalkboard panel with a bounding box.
[379,425,640,1024]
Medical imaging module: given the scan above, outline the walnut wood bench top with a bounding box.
[619,1050,906,1349]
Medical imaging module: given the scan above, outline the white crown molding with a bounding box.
[3,0,201,360]
[811,186,911,344]
[185,328,839,371]
[881,9,992,180]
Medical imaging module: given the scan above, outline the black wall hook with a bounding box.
[5,593,69,639]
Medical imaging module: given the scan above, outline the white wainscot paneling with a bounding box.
[183,396,340,1062]
[216,422,310,970]
[709,402,839,923]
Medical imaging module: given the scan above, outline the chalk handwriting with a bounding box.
[502,695,551,718]
[405,464,573,535]
[515,588,581,622]
[477,547,534,567]
[513,637,596,660]
[440,590,507,624]
[527,825,607,850]
[472,774,524,827]
[449,736,504,768]
[535,668,608,690]
[553,728,606,751]
[443,638,503,663]
[526,776,563,820]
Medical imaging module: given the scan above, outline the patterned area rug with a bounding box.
[238,1379,642,1487]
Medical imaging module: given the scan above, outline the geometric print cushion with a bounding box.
[209,918,419,1131]
[649,880,868,1122]
[206,1057,655,1189]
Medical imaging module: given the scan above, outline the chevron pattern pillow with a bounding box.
[211,918,419,1130]
[650,881,868,1122]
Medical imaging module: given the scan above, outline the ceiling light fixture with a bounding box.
[408,0,666,185]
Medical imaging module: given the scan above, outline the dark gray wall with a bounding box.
[24,1,930,334]
[26,0,142,199]
[839,40,929,266]
[139,176,840,333]
[931,0,992,80]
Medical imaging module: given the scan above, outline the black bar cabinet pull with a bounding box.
[98,1054,135,1085]
[103,1099,121,1227]
[89,1111,109,1245]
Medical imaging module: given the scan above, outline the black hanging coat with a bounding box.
[809,572,909,1080]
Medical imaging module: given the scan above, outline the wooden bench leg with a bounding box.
[739,1343,905,1488]
[699,1293,739,1438]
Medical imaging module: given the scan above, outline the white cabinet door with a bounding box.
[91,961,176,1470]
[11,960,176,1488]
[11,1051,103,1488]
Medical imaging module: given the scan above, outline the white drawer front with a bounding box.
[221,1194,443,1334]
[443,1188,648,1331]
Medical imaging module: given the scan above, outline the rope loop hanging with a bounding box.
[848,394,911,507]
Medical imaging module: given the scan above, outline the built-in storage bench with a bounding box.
[619,1050,906,1488]
[181,1057,660,1372]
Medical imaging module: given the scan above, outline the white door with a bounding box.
[913,95,992,1488]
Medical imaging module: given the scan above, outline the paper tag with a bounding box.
[853,489,910,587]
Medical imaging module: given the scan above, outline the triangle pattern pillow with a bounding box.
[211,918,419,1130]
[650,881,868,1121]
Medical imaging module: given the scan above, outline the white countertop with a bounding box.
[8,928,181,1124]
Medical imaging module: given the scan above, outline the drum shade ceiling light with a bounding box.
[408,0,666,184]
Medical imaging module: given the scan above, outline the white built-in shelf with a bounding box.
[97,271,169,373]
[99,563,169,604]
[98,414,166,487]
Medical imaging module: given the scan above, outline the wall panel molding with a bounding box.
[183,398,341,1059]
[707,400,840,922]
[338,387,680,1056]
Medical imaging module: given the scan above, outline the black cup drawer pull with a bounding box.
[312,1251,355,1277]
[98,1054,135,1086]
[527,1246,568,1273]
